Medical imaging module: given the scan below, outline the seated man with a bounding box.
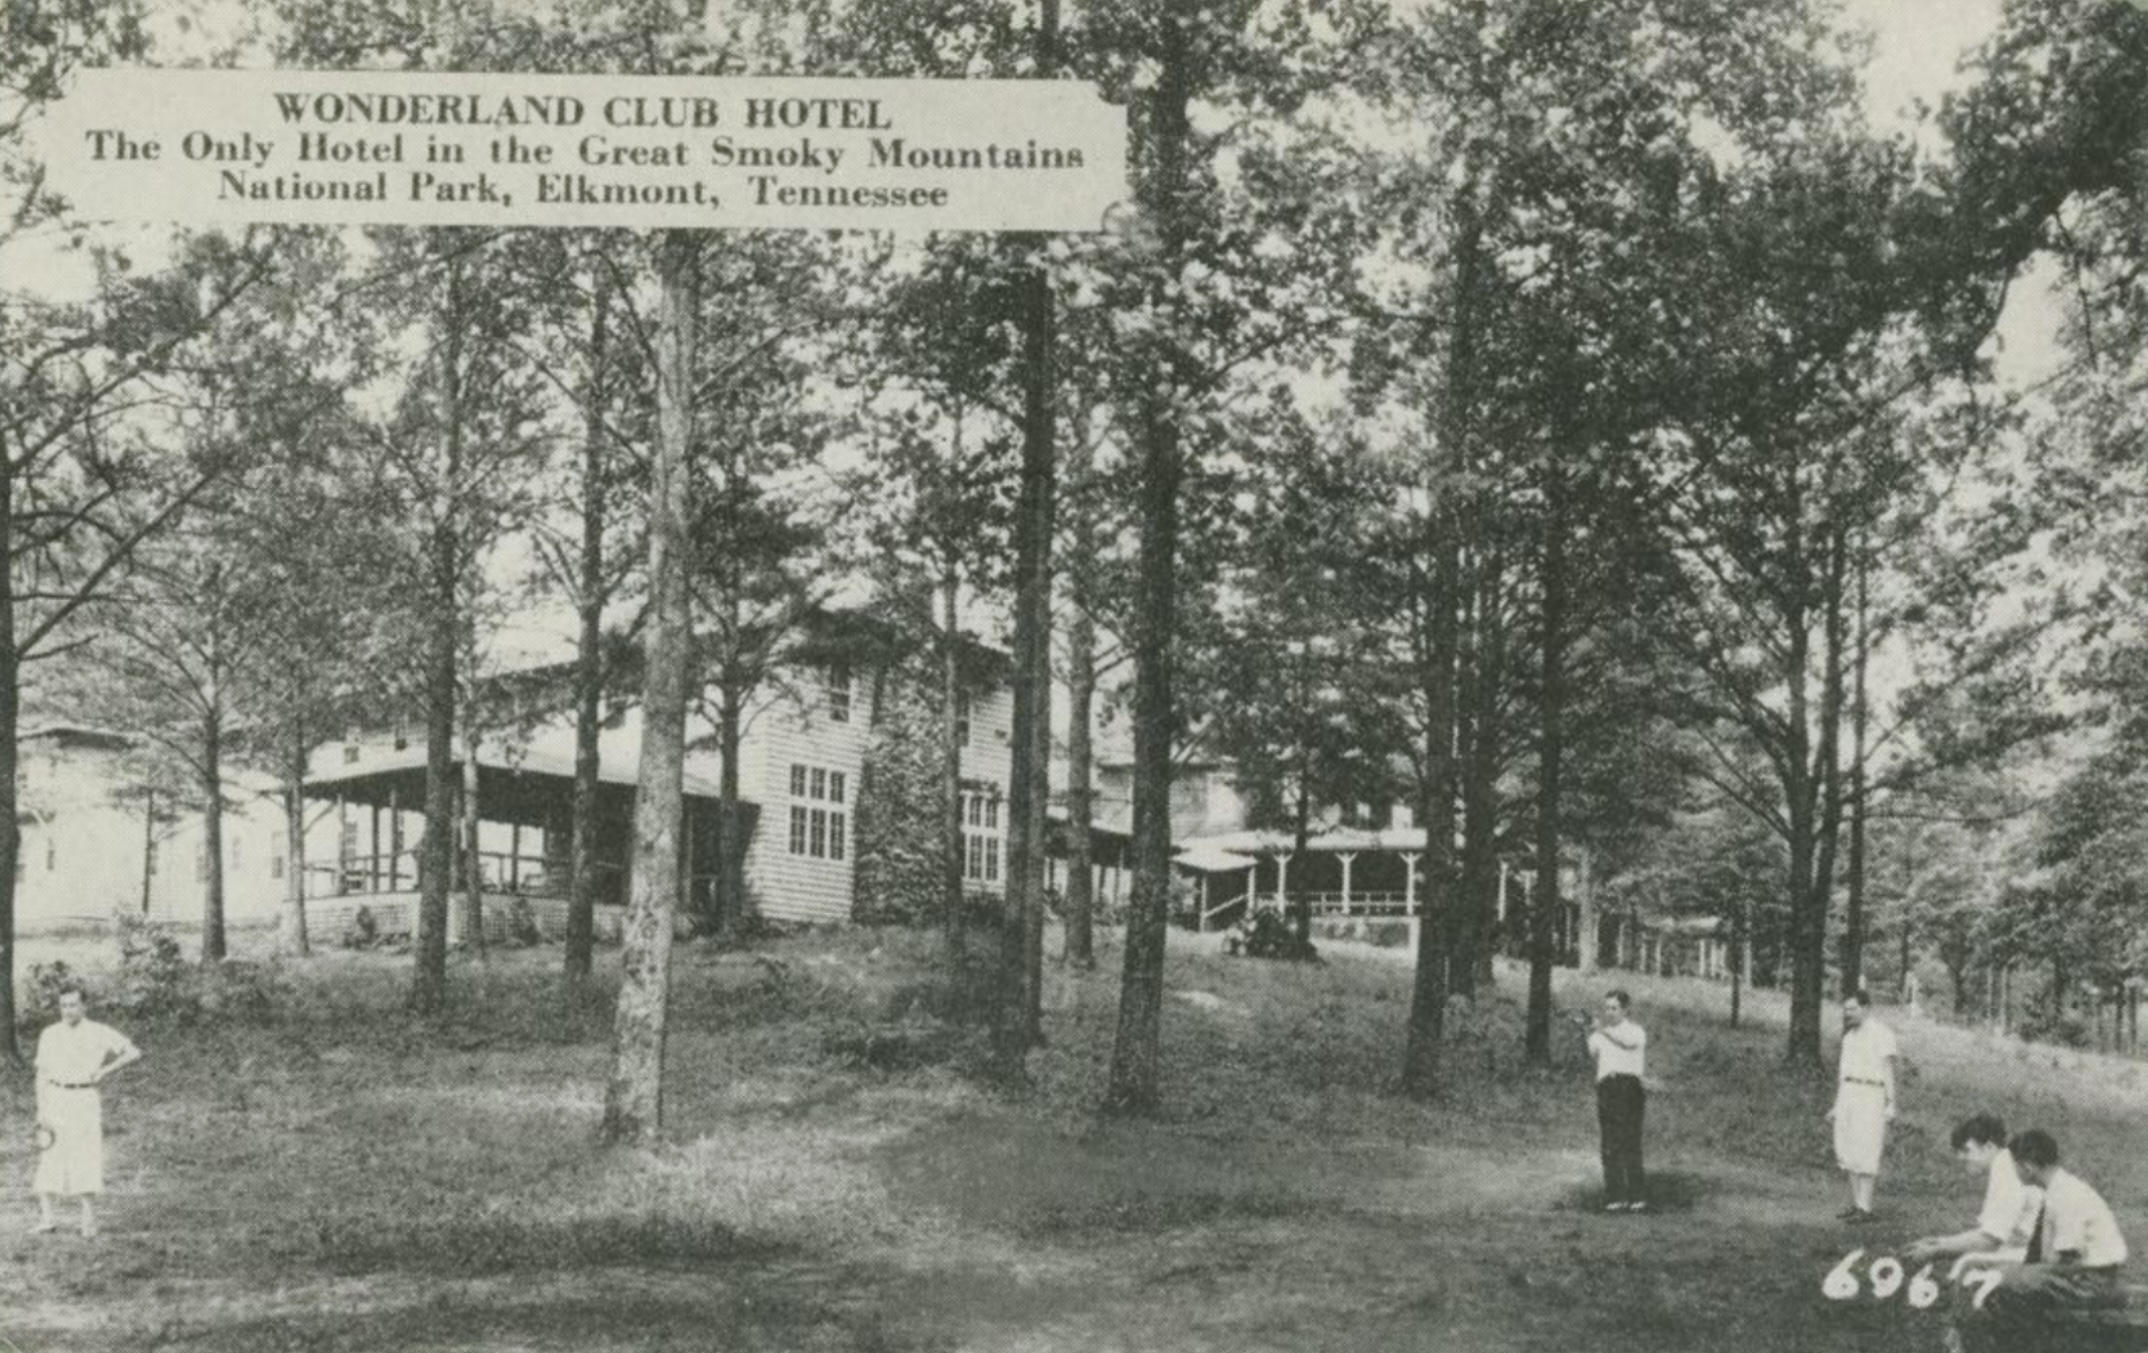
[1951,1129,2128,1352]
[1904,1114,2041,1279]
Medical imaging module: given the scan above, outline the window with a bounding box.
[392,721,409,752]
[787,762,848,861]
[342,742,361,764]
[230,836,242,871]
[824,661,852,723]
[270,846,285,881]
[340,819,359,863]
[962,787,1002,884]
[146,842,157,877]
[45,840,55,871]
[195,845,207,883]
[956,691,972,747]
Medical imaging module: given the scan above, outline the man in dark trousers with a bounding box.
[1586,989,1648,1213]
[1949,1129,2128,1352]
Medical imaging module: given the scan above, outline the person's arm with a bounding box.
[95,1031,142,1083]
[1905,1228,2000,1265]
[1597,1024,1642,1051]
[1882,1043,1898,1121]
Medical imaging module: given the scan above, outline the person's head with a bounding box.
[1951,1114,2009,1172]
[1601,990,1632,1024]
[1842,989,1872,1029]
[56,987,86,1026]
[2008,1129,2060,1187]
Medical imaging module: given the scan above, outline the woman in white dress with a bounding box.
[34,987,143,1238]
[1826,989,1897,1224]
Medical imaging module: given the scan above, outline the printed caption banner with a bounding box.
[39,69,1128,233]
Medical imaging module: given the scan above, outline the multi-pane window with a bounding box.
[962,788,1002,884]
[956,691,972,747]
[787,763,848,861]
[824,661,853,723]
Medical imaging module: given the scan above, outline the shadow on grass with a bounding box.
[16,1286,956,1353]
[1553,1168,1719,1215]
[312,1213,795,1277]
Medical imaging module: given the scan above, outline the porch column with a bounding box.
[510,821,522,891]
[1497,859,1511,924]
[1401,852,1420,914]
[1199,873,1211,932]
[369,802,382,892]
[1336,852,1357,916]
[1275,852,1292,911]
[388,784,403,891]
[1244,862,1257,914]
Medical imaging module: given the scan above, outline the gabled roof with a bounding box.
[20,724,135,752]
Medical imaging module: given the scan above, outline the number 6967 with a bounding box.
[1821,1250,2002,1310]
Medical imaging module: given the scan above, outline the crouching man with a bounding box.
[1949,1129,2127,1353]
[1903,1114,2040,1280]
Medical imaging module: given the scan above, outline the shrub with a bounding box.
[1226,910,1319,962]
[2018,1002,2092,1049]
[504,897,543,947]
[25,959,85,1017]
[342,905,380,950]
[112,909,194,1022]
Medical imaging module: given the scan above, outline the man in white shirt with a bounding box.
[1951,1129,2127,1351]
[1585,990,1648,1213]
[33,987,143,1239]
[1826,990,1896,1223]
[1904,1114,2041,1277]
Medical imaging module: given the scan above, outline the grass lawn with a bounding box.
[3,925,2144,1352]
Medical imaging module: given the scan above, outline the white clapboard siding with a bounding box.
[744,675,875,924]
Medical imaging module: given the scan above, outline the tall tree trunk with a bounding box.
[201,702,227,963]
[141,789,156,916]
[0,459,18,1061]
[1104,5,1190,1117]
[601,230,697,1145]
[941,559,966,972]
[1400,525,1460,1098]
[283,736,310,957]
[1289,769,1312,947]
[1790,524,1852,1060]
[1458,548,1503,995]
[1525,464,1568,1068]
[1063,597,1097,969]
[460,707,485,954]
[1730,903,1744,1029]
[1401,178,1481,1099]
[716,681,746,937]
[412,252,465,1017]
[998,0,1062,1077]
[1842,539,1870,999]
[566,272,608,985]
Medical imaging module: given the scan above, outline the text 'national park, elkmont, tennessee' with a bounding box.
[39,70,1129,233]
